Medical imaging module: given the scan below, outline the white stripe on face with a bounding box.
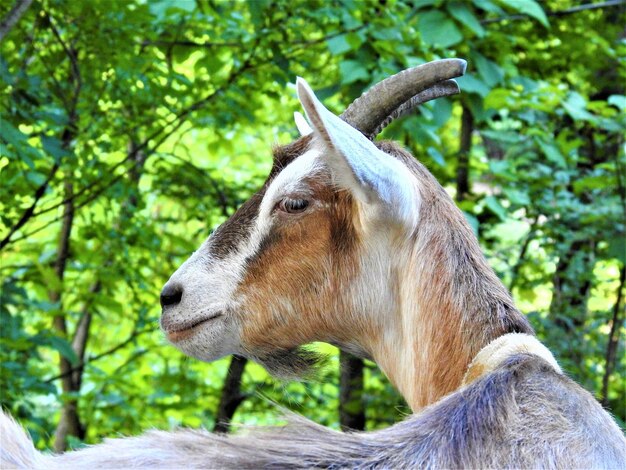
[258,147,322,220]
[160,145,325,362]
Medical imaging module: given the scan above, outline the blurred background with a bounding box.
[0,0,624,452]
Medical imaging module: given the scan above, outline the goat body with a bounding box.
[2,64,625,468]
[3,341,624,468]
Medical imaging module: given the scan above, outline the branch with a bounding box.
[30,153,138,220]
[0,162,59,250]
[49,179,77,451]
[68,280,101,389]
[46,11,82,118]
[44,326,158,384]
[4,170,129,246]
[1,10,84,252]
[163,152,232,217]
[509,217,539,291]
[339,350,365,431]
[456,104,473,202]
[23,53,257,228]
[0,0,33,42]
[8,15,331,245]
[141,39,242,49]
[481,0,625,24]
[141,23,368,50]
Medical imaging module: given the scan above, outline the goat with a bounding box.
[2,59,625,469]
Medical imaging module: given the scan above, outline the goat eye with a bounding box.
[279,198,309,214]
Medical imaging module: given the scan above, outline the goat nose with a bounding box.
[160,283,183,308]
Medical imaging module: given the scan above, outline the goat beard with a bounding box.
[251,346,327,381]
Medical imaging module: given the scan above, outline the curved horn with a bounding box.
[340,59,467,138]
[370,79,460,137]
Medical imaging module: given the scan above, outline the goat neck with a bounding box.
[351,142,533,411]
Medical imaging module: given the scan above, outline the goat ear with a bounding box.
[296,77,418,228]
[294,112,313,136]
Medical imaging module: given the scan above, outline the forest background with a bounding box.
[0,0,624,452]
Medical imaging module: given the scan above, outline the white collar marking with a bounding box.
[462,333,562,386]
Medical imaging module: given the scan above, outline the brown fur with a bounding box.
[238,179,359,356]
[271,135,315,174]
[229,137,531,409]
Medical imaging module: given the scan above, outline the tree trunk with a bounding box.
[339,350,365,431]
[601,264,625,406]
[52,179,83,452]
[213,355,248,433]
[456,103,473,202]
[53,144,146,451]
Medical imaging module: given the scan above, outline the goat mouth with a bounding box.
[165,314,222,342]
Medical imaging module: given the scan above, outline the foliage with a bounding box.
[0,0,624,449]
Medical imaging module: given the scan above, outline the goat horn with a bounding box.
[340,59,467,138]
[369,79,460,137]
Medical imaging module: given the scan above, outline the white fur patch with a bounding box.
[462,333,562,386]
[260,148,323,219]
[160,246,244,362]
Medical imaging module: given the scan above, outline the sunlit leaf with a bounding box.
[418,11,463,48]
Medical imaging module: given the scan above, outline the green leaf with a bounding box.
[45,336,79,365]
[345,32,364,50]
[36,266,63,293]
[25,171,46,186]
[41,135,67,162]
[501,0,549,27]
[483,196,508,221]
[0,121,40,166]
[573,174,614,194]
[457,73,490,97]
[462,211,480,235]
[607,236,626,264]
[447,3,485,37]
[484,88,511,109]
[339,60,369,85]
[418,11,463,48]
[327,34,352,55]
[503,188,530,205]
[371,27,402,41]
[481,129,520,144]
[472,0,504,14]
[413,0,440,8]
[537,139,567,168]
[562,93,596,122]
[247,0,271,26]
[427,147,445,166]
[607,95,626,111]
[473,53,504,87]
[431,98,452,127]
[49,337,78,365]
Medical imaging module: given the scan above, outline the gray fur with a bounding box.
[3,354,624,468]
